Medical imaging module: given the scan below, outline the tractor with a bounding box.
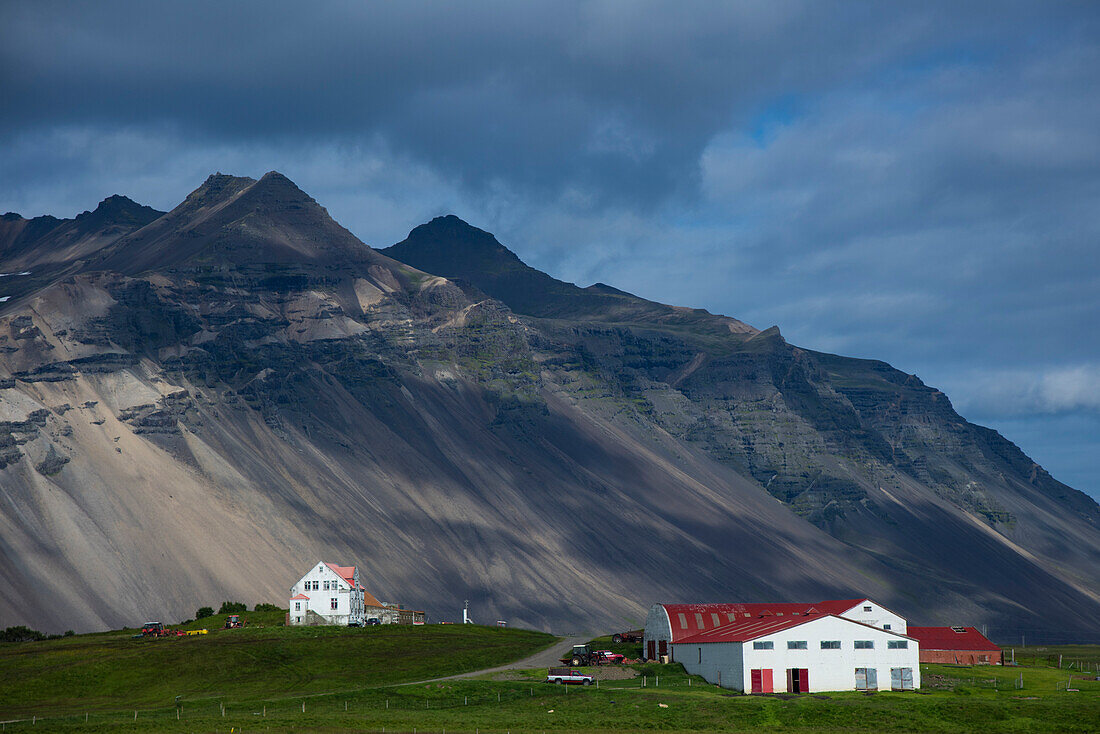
[141,621,172,637]
[224,614,244,629]
[559,644,600,666]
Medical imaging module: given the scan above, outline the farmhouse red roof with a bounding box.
[324,562,357,588]
[908,626,1000,651]
[291,593,310,600]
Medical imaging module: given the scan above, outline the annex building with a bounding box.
[644,599,920,693]
[908,626,1001,665]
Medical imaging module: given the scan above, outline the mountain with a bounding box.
[1,174,1097,641]
[1,196,164,304]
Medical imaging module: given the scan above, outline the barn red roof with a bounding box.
[908,626,1000,651]
[659,599,869,643]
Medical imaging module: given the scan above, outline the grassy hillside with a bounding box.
[0,619,556,717]
[2,633,1096,732]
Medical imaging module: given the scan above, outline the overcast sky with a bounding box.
[3,1,1099,499]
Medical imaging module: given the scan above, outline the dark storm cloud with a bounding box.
[5,0,1073,204]
[2,1,1100,496]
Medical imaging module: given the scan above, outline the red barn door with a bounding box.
[751,669,774,693]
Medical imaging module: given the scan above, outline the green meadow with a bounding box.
[1,618,1096,732]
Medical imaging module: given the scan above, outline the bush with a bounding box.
[1,626,47,643]
[64,630,75,637]
[254,603,280,612]
[218,601,247,614]
[196,606,214,619]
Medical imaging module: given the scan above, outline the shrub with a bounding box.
[254,603,280,612]
[1,626,47,643]
[196,606,214,619]
[64,630,75,637]
[218,601,247,614]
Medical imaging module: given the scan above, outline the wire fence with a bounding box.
[0,677,687,731]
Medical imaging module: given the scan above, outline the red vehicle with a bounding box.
[595,650,625,665]
[611,629,643,644]
[141,621,172,637]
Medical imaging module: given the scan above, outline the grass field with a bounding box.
[1,621,1097,733]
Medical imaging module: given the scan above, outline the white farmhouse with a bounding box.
[288,561,370,626]
[644,599,919,693]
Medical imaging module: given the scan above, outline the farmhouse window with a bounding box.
[323,581,329,591]
[753,641,774,650]
[887,640,908,649]
[294,602,300,611]
[855,640,874,649]
[863,606,872,612]
[820,640,840,649]
[787,641,807,650]
[331,598,338,609]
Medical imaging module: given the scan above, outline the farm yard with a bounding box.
[1,619,1097,733]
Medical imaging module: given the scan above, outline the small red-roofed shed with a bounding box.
[908,626,1001,665]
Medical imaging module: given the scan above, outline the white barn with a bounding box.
[644,599,919,693]
[288,561,369,626]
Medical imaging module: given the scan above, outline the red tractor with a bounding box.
[141,621,172,637]
[224,614,245,629]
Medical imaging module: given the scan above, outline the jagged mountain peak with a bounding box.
[399,214,523,267]
[383,218,759,335]
[75,194,163,226]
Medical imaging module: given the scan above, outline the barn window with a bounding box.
[698,647,702,664]
[753,641,774,650]
[678,613,688,629]
[787,641,807,650]
[951,626,966,633]
[887,640,907,649]
[855,667,877,690]
[727,613,736,622]
[711,613,721,627]
[820,640,840,649]
[695,613,704,628]
[855,640,874,649]
[883,624,891,630]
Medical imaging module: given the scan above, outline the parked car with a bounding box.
[365,617,381,626]
[347,619,363,627]
[595,650,625,664]
[546,667,594,685]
